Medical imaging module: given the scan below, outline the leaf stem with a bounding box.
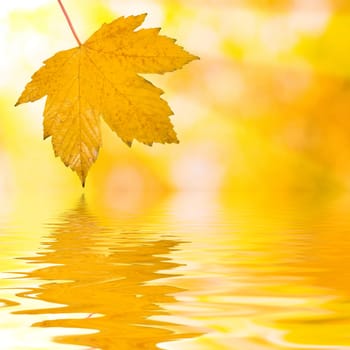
[57,0,82,46]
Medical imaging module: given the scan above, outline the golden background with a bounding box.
[1,1,350,349]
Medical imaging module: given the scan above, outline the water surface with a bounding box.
[1,191,350,349]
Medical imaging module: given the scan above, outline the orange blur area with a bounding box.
[1,0,350,203]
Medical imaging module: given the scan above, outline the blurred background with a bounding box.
[3,3,350,349]
[1,0,350,200]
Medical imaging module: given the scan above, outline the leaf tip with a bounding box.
[80,173,87,187]
[124,139,133,147]
[186,53,200,64]
[132,13,148,26]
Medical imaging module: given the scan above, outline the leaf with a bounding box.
[16,14,198,186]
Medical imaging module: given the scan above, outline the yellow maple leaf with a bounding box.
[16,13,198,185]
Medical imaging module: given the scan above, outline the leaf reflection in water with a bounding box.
[13,198,198,349]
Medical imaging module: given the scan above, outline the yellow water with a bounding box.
[1,191,350,349]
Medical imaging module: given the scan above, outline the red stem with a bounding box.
[57,0,82,46]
